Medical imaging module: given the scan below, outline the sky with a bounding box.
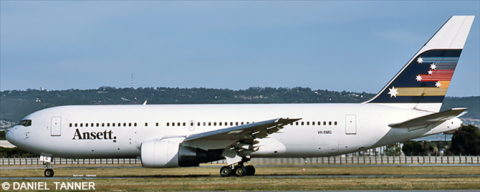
[1,1,479,96]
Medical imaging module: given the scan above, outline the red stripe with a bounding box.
[419,69,454,82]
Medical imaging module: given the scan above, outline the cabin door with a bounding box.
[345,114,357,135]
[51,116,62,136]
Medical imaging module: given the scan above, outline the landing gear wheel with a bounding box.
[44,169,54,177]
[245,165,256,175]
[234,166,246,177]
[220,166,232,177]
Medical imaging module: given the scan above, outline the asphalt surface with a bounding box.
[2,164,479,180]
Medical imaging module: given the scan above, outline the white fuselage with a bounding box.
[7,103,461,158]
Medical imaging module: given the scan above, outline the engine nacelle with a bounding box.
[141,138,223,168]
[141,138,181,168]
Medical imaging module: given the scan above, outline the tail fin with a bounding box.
[365,16,474,112]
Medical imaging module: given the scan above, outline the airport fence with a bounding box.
[1,156,480,166]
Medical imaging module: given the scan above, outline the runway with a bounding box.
[2,173,480,180]
[2,164,479,191]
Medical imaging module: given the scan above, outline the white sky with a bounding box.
[1,1,479,96]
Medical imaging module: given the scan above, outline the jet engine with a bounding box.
[141,138,223,168]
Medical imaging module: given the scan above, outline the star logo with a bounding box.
[430,63,437,70]
[416,75,422,82]
[388,86,399,98]
[417,57,423,64]
[428,70,433,75]
[435,81,442,88]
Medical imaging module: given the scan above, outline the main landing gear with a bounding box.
[220,163,255,177]
[43,162,54,177]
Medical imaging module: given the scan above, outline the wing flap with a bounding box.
[389,108,467,129]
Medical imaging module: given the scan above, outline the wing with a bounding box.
[185,118,300,142]
[389,108,467,130]
[182,118,300,165]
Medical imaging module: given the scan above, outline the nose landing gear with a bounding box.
[43,162,54,177]
[40,155,54,177]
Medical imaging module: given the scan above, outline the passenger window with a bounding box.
[177,122,180,126]
[129,123,132,127]
[80,123,83,127]
[134,123,137,127]
[329,121,332,125]
[172,123,175,127]
[123,123,126,127]
[323,121,326,125]
[167,122,170,126]
[307,122,310,126]
[190,122,194,126]
[312,122,315,125]
[197,122,200,126]
[203,122,206,126]
[183,122,186,126]
[75,123,78,127]
[295,122,298,126]
[219,122,222,126]
[301,122,304,126]
[214,122,217,126]
[69,123,72,127]
[145,123,148,127]
[92,123,95,127]
[334,121,338,125]
[208,122,211,126]
[236,122,239,126]
[156,122,159,126]
[86,123,88,127]
[112,123,115,127]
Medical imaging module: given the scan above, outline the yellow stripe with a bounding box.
[397,87,448,96]
[439,81,450,88]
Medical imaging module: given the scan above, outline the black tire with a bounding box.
[220,166,232,177]
[44,169,54,177]
[234,166,245,177]
[245,165,255,175]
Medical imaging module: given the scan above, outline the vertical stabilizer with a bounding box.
[365,16,474,112]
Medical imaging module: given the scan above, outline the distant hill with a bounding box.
[1,87,478,128]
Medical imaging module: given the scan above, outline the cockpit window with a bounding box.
[17,119,32,127]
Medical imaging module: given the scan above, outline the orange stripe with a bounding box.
[439,81,450,88]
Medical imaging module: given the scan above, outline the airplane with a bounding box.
[6,15,474,177]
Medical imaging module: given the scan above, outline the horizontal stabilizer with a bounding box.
[389,108,467,129]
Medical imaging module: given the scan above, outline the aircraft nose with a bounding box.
[6,128,16,145]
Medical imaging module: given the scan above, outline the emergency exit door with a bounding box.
[51,116,62,136]
[345,114,357,135]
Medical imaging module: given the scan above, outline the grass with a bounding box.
[2,165,480,191]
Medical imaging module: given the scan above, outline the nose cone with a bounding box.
[6,128,16,145]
